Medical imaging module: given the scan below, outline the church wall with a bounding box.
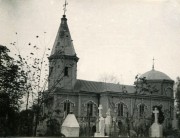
[48,58,77,90]
[100,94,134,118]
[162,81,174,98]
[49,58,64,89]
[42,92,174,132]
[147,81,162,95]
[155,82,163,95]
[50,94,79,117]
[63,59,77,89]
[101,94,174,128]
[99,94,156,118]
[79,94,99,117]
[128,98,146,118]
[109,96,173,119]
[147,80,174,97]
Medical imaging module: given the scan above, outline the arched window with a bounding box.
[64,101,70,114]
[85,101,97,117]
[115,102,127,117]
[118,103,124,117]
[139,104,144,117]
[64,67,69,76]
[165,87,173,97]
[87,102,93,117]
[139,104,145,117]
[62,99,75,115]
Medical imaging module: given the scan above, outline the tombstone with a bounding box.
[111,117,119,136]
[80,118,86,136]
[150,107,163,137]
[172,106,178,129]
[99,115,105,136]
[61,113,80,137]
[105,108,112,136]
[94,104,105,137]
[36,119,47,136]
[96,117,99,133]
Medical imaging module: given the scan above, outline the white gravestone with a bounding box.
[150,107,163,137]
[94,104,105,137]
[61,113,80,137]
[105,108,112,136]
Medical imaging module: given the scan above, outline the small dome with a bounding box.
[140,69,172,80]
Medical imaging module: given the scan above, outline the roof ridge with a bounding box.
[77,79,133,86]
[75,79,135,93]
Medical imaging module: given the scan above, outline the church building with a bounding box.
[38,11,174,136]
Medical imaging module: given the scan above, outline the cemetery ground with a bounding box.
[34,105,180,137]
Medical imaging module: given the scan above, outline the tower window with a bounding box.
[87,103,93,117]
[64,67,69,76]
[118,103,124,117]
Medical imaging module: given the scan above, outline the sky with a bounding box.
[0,0,180,85]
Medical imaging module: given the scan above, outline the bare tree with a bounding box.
[98,73,119,84]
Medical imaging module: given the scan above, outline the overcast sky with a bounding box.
[1,0,180,85]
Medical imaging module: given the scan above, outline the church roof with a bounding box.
[50,15,76,57]
[140,69,172,80]
[74,79,135,93]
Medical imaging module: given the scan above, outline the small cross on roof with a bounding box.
[63,0,68,15]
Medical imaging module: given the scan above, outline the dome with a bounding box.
[140,69,172,80]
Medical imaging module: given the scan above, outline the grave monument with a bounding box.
[61,113,80,137]
[105,108,112,136]
[94,104,105,137]
[150,107,163,137]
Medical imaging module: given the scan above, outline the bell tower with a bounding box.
[48,6,79,90]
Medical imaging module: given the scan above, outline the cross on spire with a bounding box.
[152,57,155,70]
[63,0,68,15]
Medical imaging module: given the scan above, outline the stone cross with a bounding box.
[153,107,159,123]
[98,104,103,117]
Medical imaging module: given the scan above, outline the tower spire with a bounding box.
[50,0,77,58]
[63,0,68,16]
[152,57,155,70]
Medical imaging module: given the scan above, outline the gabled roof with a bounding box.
[74,79,135,93]
[50,15,76,57]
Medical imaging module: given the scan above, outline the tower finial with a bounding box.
[63,0,68,16]
[152,57,155,70]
